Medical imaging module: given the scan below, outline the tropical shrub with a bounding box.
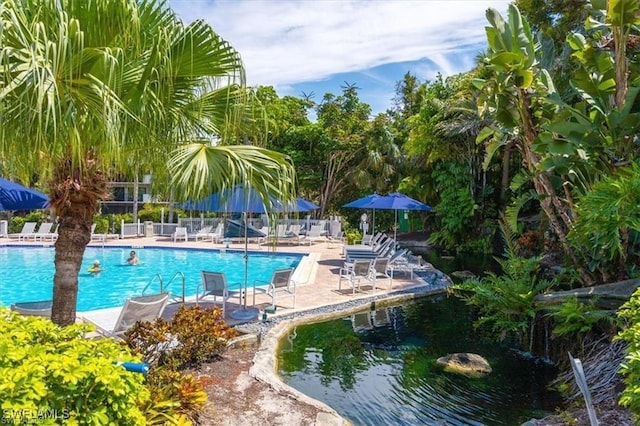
[616,287,640,418]
[569,165,640,283]
[545,297,619,356]
[143,367,207,424]
[0,309,150,425]
[451,225,555,349]
[8,211,50,233]
[125,305,239,370]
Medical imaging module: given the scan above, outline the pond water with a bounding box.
[277,295,563,425]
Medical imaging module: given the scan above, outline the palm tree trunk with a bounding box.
[50,215,92,326]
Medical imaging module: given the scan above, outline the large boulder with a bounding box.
[436,353,492,378]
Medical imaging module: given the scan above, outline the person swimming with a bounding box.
[88,260,103,274]
[126,250,139,265]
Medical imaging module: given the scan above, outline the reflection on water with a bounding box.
[277,296,562,426]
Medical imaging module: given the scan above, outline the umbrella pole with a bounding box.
[229,211,258,321]
[394,209,397,241]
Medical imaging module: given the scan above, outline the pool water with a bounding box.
[277,296,562,426]
[0,246,301,312]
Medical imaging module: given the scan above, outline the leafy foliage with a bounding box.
[125,305,239,370]
[546,297,619,339]
[569,164,640,282]
[0,309,150,425]
[616,287,640,417]
[451,225,555,349]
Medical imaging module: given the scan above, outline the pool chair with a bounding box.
[190,225,213,241]
[33,222,56,241]
[253,268,296,309]
[8,221,37,241]
[10,300,53,317]
[197,271,243,317]
[370,256,392,289]
[300,225,326,245]
[338,259,375,294]
[173,226,188,242]
[85,293,170,338]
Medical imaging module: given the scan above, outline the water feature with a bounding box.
[277,295,562,425]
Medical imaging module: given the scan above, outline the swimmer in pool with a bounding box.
[88,260,103,274]
[126,250,139,265]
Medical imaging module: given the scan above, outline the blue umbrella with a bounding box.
[182,185,277,213]
[343,194,382,237]
[277,198,319,213]
[0,178,48,211]
[344,192,431,240]
[183,187,317,214]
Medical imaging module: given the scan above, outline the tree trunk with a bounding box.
[517,88,593,285]
[48,155,109,326]
[51,216,91,326]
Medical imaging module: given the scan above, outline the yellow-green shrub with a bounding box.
[0,309,150,425]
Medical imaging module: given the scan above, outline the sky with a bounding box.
[170,0,511,116]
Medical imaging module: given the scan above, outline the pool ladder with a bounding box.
[142,272,186,304]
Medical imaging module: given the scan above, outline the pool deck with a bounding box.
[1,234,443,329]
[2,234,449,426]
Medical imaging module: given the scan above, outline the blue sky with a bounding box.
[170,0,511,116]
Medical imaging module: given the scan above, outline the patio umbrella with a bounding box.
[0,177,48,211]
[276,198,319,213]
[182,185,296,320]
[343,193,381,237]
[345,193,431,241]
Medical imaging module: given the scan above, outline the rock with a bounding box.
[451,270,476,279]
[436,353,492,378]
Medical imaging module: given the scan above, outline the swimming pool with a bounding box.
[0,246,302,312]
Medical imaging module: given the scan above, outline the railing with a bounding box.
[165,271,186,304]
[142,273,164,295]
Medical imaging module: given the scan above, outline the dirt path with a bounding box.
[196,346,322,426]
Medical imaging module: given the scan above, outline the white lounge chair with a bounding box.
[301,225,326,245]
[33,222,56,241]
[253,268,296,309]
[85,293,170,338]
[173,226,188,242]
[191,226,213,241]
[8,222,37,241]
[197,271,242,317]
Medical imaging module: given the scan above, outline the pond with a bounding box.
[276,295,563,425]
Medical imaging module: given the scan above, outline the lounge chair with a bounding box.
[33,222,56,241]
[326,231,346,249]
[253,268,296,309]
[85,293,170,338]
[338,259,375,294]
[8,221,37,241]
[10,300,52,317]
[301,225,326,245]
[90,223,106,242]
[370,257,392,289]
[191,226,213,241]
[197,271,242,317]
[173,226,188,242]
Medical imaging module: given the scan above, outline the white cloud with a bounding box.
[170,0,511,91]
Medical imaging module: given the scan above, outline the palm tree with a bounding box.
[0,0,295,326]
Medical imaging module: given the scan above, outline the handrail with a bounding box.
[142,273,164,295]
[165,271,186,304]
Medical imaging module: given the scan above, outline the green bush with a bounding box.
[9,211,51,233]
[616,288,640,419]
[125,305,239,370]
[0,309,150,425]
